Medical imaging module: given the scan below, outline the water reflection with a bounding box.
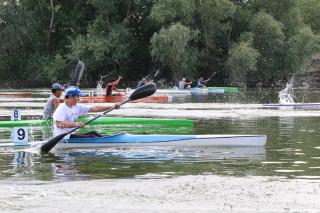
[4,146,266,180]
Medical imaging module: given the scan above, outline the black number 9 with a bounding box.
[17,128,25,140]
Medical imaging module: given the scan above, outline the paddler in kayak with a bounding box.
[178,78,192,89]
[53,86,120,138]
[43,83,65,119]
[196,72,216,88]
[196,77,210,88]
[137,77,153,88]
[105,76,126,96]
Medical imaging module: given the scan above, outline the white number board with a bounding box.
[13,127,29,145]
[11,109,21,121]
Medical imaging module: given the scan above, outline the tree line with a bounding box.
[1,0,320,88]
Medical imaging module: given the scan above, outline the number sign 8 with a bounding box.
[11,109,21,121]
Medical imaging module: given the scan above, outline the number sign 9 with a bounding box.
[13,127,29,145]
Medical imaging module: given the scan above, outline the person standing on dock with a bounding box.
[43,83,65,119]
[105,76,126,96]
[53,86,120,138]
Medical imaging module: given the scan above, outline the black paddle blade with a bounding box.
[74,61,84,86]
[129,83,157,101]
[40,132,68,153]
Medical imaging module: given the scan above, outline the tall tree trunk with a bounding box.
[47,0,54,49]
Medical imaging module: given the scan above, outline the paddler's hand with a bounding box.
[75,122,85,128]
[114,103,120,109]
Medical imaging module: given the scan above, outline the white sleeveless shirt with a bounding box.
[52,103,90,137]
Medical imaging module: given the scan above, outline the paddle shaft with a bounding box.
[207,71,216,81]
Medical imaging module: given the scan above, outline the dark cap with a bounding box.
[51,83,64,91]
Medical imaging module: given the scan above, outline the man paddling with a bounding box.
[179,78,192,89]
[196,77,210,88]
[53,86,120,138]
[196,72,216,88]
[43,83,65,119]
[105,76,126,96]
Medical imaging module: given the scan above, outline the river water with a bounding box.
[0,88,320,212]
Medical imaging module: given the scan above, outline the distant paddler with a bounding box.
[137,78,147,88]
[178,78,192,89]
[105,76,126,96]
[43,83,65,119]
[137,69,160,88]
[137,78,154,88]
[196,72,216,88]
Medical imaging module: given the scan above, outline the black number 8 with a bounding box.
[14,110,19,118]
[17,129,25,140]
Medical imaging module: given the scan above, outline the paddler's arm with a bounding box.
[52,98,60,110]
[114,76,123,85]
[56,120,85,128]
[89,104,120,112]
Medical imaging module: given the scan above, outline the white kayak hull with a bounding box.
[191,88,224,95]
[55,133,267,149]
[3,133,267,150]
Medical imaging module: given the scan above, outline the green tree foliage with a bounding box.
[298,0,320,34]
[287,27,320,73]
[250,12,285,81]
[149,0,195,26]
[227,32,260,85]
[0,1,41,85]
[150,23,199,79]
[0,0,320,87]
[248,0,303,36]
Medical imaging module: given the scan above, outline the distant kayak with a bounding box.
[208,87,239,93]
[262,103,320,109]
[0,92,32,97]
[0,117,193,128]
[191,87,225,94]
[160,87,239,95]
[80,94,172,103]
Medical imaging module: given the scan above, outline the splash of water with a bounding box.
[279,77,295,104]
[96,75,106,96]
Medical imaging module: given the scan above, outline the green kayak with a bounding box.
[208,87,239,93]
[0,117,193,128]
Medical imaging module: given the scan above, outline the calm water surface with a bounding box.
[0,88,320,211]
[0,88,319,181]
